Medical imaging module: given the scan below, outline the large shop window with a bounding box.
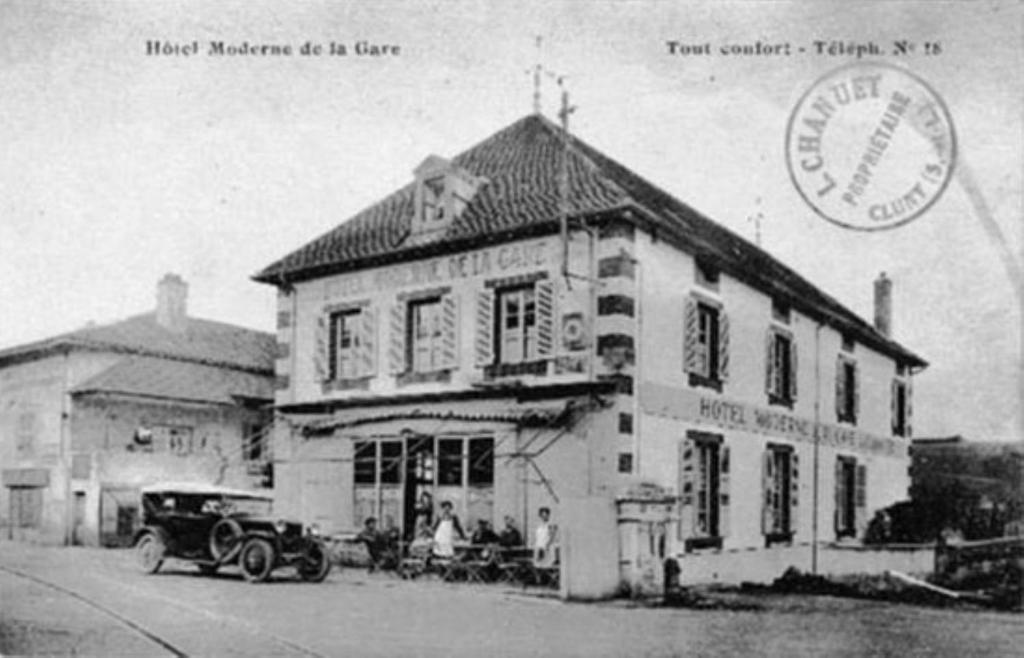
[388,294,458,377]
[474,280,554,372]
[468,437,495,485]
[683,297,730,390]
[766,329,798,407]
[836,356,860,424]
[354,442,377,485]
[891,378,912,437]
[834,456,866,539]
[679,432,730,551]
[762,444,799,545]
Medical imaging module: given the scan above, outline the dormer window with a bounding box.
[411,155,485,240]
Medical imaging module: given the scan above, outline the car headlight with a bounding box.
[274,519,288,534]
[306,523,320,537]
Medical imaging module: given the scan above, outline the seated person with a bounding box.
[498,515,523,548]
[471,519,500,546]
[356,517,396,571]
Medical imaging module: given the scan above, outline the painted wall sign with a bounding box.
[641,381,905,458]
[325,239,550,299]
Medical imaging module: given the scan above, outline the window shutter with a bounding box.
[719,444,730,538]
[854,464,868,536]
[717,311,730,381]
[358,307,377,377]
[852,363,861,422]
[440,294,459,370]
[683,297,698,373]
[906,378,914,438]
[314,314,329,382]
[790,451,800,534]
[761,450,775,535]
[327,313,338,381]
[835,357,846,420]
[890,379,899,435]
[788,342,798,400]
[535,280,555,357]
[474,290,495,367]
[388,302,407,375]
[765,330,775,394]
[834,458,845,535]
[678,438,696,541]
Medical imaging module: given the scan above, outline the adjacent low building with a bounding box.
[255,114,927,593]
[0,275,275,546]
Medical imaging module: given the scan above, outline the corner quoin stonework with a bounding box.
[785,61,956,231]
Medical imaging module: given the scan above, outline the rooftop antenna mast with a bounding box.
[557,76,576,285]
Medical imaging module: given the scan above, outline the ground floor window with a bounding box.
[763,444,799,544]
[8,486,43,529]
[353,434,495,539]
[679,431,729,551]
[835,456,866,539]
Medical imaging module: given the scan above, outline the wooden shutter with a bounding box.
[535,280,555,357]
[683,297,698,373]
[790,451,800,534]
[717,311,730,381]
[761,450,775,535]
[440,294,459,370]
[855,463,867,536]
[678,438,696,541]
[833,458,845,534]
[718,444,730,538]
[314,314,329,382]
[852,363,861,422]
[388,302,407,375]
[765,330,775,394]
[788,342,798,400]
[474,289,495,367]
[890,379,898,434]
[835,356,846,420]
[358,307,377,377]
[906,378,914,437]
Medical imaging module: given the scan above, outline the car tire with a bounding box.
[136,533,165,574]
[239,538,275,583]
[209,518,244,563]
[297,539,332,583]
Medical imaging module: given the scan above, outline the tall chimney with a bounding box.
[874,272,892,337]
[156,273,188,332]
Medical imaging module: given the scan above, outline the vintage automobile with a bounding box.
[133,482,331,583]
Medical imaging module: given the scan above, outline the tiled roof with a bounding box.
[71,356,272,404]
[0,312,275,373]
[254,114,925,367]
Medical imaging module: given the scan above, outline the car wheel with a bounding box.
[136,533,165,574]
[239,538,275,583]
[297,540,332,583]
[209,518,244,563]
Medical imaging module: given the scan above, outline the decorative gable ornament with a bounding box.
[410,155,486,240]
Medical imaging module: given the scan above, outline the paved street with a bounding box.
[1,542,1020,657]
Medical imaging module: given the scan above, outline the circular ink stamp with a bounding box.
[785,61,956,231]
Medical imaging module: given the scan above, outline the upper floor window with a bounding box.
[836,356,859,424]
[891,378,911,437]
[388,293,457,378]
[315,305,377,384]
[766,329,797,406]
[332,308,363,380]
[683,296,730,389]
[499,287,537,364]
[474,279,554,373]
[771,299,791,323]
[694,260,720,291]
[835,456,866,539]
[422,175,446,222]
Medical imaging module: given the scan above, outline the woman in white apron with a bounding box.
[432,500,465,558]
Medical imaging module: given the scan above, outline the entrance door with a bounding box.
[403,435,435,539]
[72,492,86,545]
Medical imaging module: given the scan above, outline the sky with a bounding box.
[0,1,1020,441]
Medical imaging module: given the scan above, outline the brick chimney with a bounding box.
[874,272,892,337]
[156,273,188,332]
